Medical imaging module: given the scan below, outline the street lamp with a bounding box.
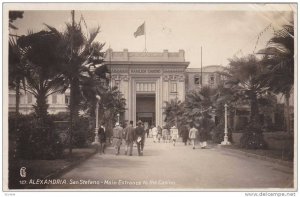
[221,103,231,145]
[92,95,101,145]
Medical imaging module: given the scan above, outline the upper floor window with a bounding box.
[194,75,201,85]
[209,74,215,86]
[115,80,120,89]
[171,83,177,93]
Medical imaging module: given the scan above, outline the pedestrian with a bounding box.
[189,124,198,149]
[181,125,189,146]
[124,121,135,156]
[166,127,171,143]
[152,125,158,143]
[112,122,123,155]
[135,120,146,156]
[146,127,150,138]
[162,126,168,143]
[98,124,106,154]
[170,125,179,146]
[199,127,207,149]
[157,125,162,143]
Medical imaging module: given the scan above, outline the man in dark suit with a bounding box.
[98,124,106,154]
[124,121,135,156]
[135,120,145,156]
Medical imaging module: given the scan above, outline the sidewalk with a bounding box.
[217,144,294,168]
[9,148,96,189]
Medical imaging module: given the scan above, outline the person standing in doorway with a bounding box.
[135,120,145,156]
[189,124,198,149]
[112,122,123,155]
[170,125,179,146]
[124,121,135,156]
[98,124,106,154]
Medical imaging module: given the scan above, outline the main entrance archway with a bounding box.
[136,94,155,129]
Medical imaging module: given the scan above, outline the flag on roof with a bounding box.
[134,22,145,38]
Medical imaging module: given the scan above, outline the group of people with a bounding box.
[97,121,208,156]
[149,125,180,146]
[97,120,146,156]
[181,124,208,149]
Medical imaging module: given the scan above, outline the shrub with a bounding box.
[9,113,64,160]
[239,121,268,149]
[211,121,233,144]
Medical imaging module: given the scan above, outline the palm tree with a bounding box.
[224,55,267,123]
[9,11,24,114]
[9,11,23,30]
[258,22,294,133]
[46,11,105,154]
[183,86,215,126]
[9,37,27,114]
[16,30,66,120]
[163,99,184,128]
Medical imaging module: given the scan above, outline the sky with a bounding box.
[10,3,295,68]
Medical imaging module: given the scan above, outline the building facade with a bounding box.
[7,49,228,127]
[10,49,288,131]
[105,49,189,127]
[185,65,226,92]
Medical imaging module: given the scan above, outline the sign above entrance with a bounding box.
[130,69,161,74]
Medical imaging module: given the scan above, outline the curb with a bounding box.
[217,145,294,168]
[25,149,97,189]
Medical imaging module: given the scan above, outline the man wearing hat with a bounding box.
[112,122,123,155]
[124,120,135,156]
[135,120,145,156]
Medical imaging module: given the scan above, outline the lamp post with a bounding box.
[221,103,231,145]
[92,95,101,145]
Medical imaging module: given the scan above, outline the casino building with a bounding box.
[104,49,189,127]
[8,49,233,128]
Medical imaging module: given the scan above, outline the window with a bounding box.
[210,74,215,86]
[65,95,70,104]
[27,93,33,104]
[115,80,120,89]
[171,83,177,93]
[194,75,201,85]
[52,94,57,104]
[136,83,155,92]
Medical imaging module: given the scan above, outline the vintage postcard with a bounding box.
[3,2,297,193]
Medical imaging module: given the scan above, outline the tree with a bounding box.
[184,86,215,126]
[258,22,294,133]
[9,37,26,114]
[101,86,126,121]
[9,11,24,114]
[163,99,184,128]
[9,11,23,30]
[46,11,105,154]
[225,55,267,123]
[17,31,65,120]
